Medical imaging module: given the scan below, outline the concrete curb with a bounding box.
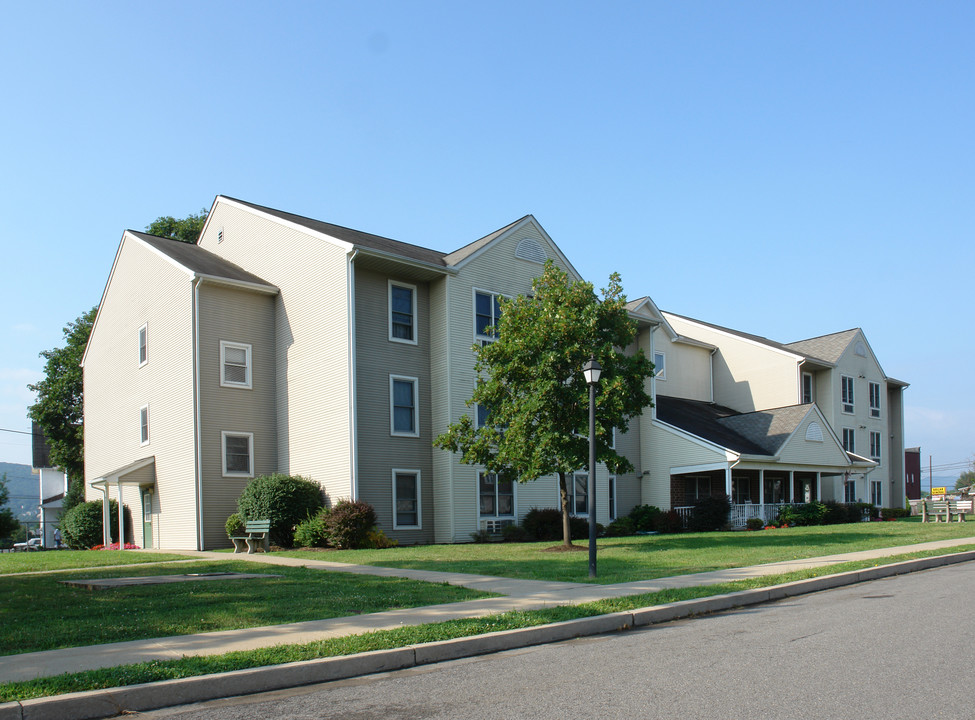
[3,550,974,720]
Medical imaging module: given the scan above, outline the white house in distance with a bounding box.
[81,196,909,549]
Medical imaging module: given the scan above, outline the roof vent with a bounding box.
[515,238,546,264]
[805,422,824,442]
[855,341,867,357]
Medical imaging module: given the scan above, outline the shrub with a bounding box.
[225,513,244,538]
[365,528,398,548]
[821,500,848,525]
[501,524,532,542]
[60,499,129,549]
[746,517,765,531]
[294,511,329,548]
[880,507,910,519]
[521,508,563,541]
[470,529,493,543]
[688,496,730,532]
[629,504,662,532]
[656,509,685,534]
[778,502,827,527]
[323,500,377,549]
[604,516,636,537]
[236,474,324,547]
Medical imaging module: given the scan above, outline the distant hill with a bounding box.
[0,462,39,523]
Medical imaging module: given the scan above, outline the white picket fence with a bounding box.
[674,503,799,528]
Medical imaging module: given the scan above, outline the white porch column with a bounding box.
[117,480,125,550]
[98,483,111,546]
[725,466,733,498]
[816,473,821,501]
[788,471,794,503]
[759,470,765,505]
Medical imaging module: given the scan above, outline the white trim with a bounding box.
[389,375,420,437]
[652,418,741,461]
[477,470,517,521]
[388,279,418,345]
[653,350,666,380]
[841,374,855,414]
[221,431,254,477]
[219,341,253,389]
[472,287,506,343]
[210,196,355,253]
[392,468,422,530]
[661,312,809,363]
[138,323,148,368]
[348,251,359,501]
[670,461,731,475]
[139,404,150,446]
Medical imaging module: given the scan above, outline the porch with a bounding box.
[671,467,827,528]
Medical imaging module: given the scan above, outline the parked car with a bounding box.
[13,538,42,551]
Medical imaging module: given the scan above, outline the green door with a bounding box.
[142,488,153,549]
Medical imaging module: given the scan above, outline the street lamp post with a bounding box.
[583,356,602,579]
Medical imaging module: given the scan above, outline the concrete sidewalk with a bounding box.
[3,537,974,686]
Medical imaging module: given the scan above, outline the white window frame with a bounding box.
[842,428,855,453]
[139,405,150,446]
[871,480,883,506]
[388,280,417,345]
[389,375,419,437]
[139,323,148,367]
[392,469,421,529]
[844,479,857,503]
[801,372,813,404]
[221,431,254,477]
[569,471,589,516]
[608,475,617,520]
[841,375,855,414]
[870,431,882,463]
[654,351,666,380]
[869,382,881,418]
[220,341,253,389]
[478,471,515,520]
[473,288,504,343]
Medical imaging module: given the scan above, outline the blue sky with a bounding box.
[0,2,971,484]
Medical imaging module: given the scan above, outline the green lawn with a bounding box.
[275,520,975,584]
[0,560,490,655]
[0,550,193,575]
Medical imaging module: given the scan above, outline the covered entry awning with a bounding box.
[90,456,155,548]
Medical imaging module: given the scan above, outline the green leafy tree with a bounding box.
[146,209,208,244]
[28,308,97,484]
[955,468,975,491]
[435,261,654,547]
[0,474,21,539]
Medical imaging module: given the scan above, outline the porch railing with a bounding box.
[674,503,799,528]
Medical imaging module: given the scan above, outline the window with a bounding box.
[479,472,514,518]
[801,373,813,404]
[842,428,856,453]
[871,480,883,506]
[609,427,616,450]
[844,479,857,503]
[685,476,712,502]
[870,431,882,463]
[608,476,616,520]
[476,403,490,428]
[653,351,666,380]
[222,431,253,477]
[390,376,419,437]
[220,341,252,388]
[841,375,854,413]
[731,477,751,504]
[869,382,881,418]
[570,472,589,515]
[392,470,421,528]
[474,290,503,341]
[139,405,149,446]
[389,281,417,344]
[139,324,148,367]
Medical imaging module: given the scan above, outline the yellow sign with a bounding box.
[932,487,947,496]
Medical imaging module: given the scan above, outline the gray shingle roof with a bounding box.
[664,313,835,367]
[224,196,449,267]
[442,216,530,266]
[784,329,860,364]
[657,395,812,456]
[130,231,276,289]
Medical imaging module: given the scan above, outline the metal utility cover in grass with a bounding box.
[60,572,282,590]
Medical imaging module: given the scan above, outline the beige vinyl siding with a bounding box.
[614,416,642,517]
[198,283,277,548]
[645,422,728,510]
[664,314,799,412]
[659,340,712,402]
[354,267,434,544]
[429,275,454,542]
[83,235,198,549]
[885,384,905,508]
[776,413,849,467]
[441,222,577,541]
[199,202,353,501]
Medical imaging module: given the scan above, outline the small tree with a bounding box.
[435,261,654,547]
[146,209,208,244]
[0,474,20,540]
[236,474,324,547]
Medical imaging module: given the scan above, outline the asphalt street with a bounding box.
[139,561,975,720]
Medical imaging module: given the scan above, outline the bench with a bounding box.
[921,500,972,523]
[230,520,270,553]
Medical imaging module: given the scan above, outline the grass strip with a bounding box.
[3,544,971,703]
[0,551,194,575]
